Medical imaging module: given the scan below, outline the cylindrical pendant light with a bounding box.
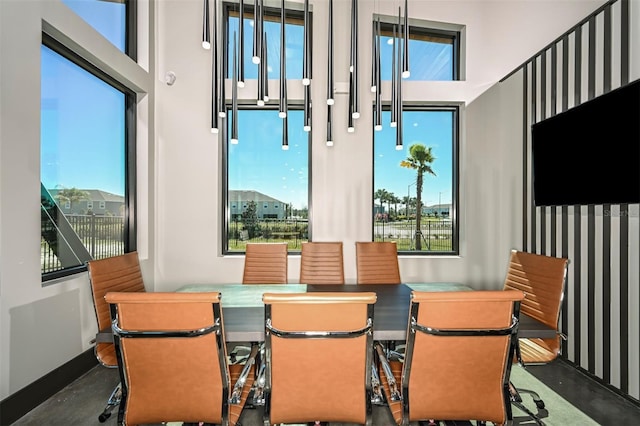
[327,104,333,146]
[327,0,334,105]
[279,0,287,118]
[217,0,226,118]
[402,0,410,79]
[347,73,355,133]
[262,32,269,103]
[304,85,311,132]
[390,24,397,128]
[210,0,219,132]
[202,0,211,49]
[238,0,245,87]
[395,14,403,151]
[231,31,239,144]
[257,26,264,106]
[282,115,289,150]
[252,0,261,64]
[374,17,382,131]
[351,0,359,119]
[302,0,311,86]
[370,19,377,93]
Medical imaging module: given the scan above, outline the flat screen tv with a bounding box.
[531,78,640,206]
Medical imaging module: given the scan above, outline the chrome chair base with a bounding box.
[509,382,547,426]
[98,382,121,423]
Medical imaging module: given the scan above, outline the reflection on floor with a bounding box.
[9,359,640,425]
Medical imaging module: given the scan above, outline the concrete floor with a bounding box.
[9,359,640,426]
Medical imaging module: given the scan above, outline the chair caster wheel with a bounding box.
[98,412,111,422]
[534,399,545,409]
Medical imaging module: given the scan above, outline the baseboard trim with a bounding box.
[0,349,97,425]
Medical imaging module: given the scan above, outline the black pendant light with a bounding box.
[238,0,245,87]
[210,0,219,133]
[279,0,287,119]
[231,31,239,144]
[351,0,359,119]
[262,31,269,103]
[202,0,211,49]
[327,0,334,106]
[302,0,311,86]
[396,9,403,150]
[402,0,410,78]
[374,17,382,131]
[216,0,226,119]
[252,0,261,64]
[390,24,397,128]
[282,115,289,150]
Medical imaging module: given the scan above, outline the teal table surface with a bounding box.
[175,283,474,341]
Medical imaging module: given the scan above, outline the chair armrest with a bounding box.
[375,343,402,402]
[230,343,259,404]
[94,327,114,344]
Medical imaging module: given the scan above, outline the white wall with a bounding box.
[0,0,154,398]
[0,0,606,399]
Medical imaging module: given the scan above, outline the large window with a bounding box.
[226,3,304,79]
[40,37,136,281]
[225,109,310,254]
[223,2,310,254]
[62,0,135,57]
[373,107,458,255]
[377,21,460,81]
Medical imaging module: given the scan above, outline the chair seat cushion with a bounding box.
[519,337,558,364]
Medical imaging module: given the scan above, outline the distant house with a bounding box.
[48,189,125,216]
[229,190,287,220]
[423,203,451,217]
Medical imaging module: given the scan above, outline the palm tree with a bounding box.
[374,188,390,220]
[400,144,436,250]
[390,194,401,219]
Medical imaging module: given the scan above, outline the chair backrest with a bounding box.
[355,241,401,284]
[242,243,288,284]
[503,249,569,361]
[262,292,377,425]
[299,241,345,284]
[389,290,524,425]
[105,291,251,426]
[87,251,145,367]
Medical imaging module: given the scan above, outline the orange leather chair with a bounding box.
[105,291,257,426]
[299,241,345,284]
[503,249,569,421]
[242,242,288,284]
[377,290,525,426]
[87,251,145,423]
[262,292,377,425]
[355,241,401,284]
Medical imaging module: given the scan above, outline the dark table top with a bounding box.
[176,283,556,342]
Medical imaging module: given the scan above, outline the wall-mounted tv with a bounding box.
[531,78,640,206]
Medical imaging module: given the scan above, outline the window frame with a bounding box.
[40,32,138,282]
[374,17,462,81]
[372,104,460,256]
[221,105,311,256]
[222,0,310,80]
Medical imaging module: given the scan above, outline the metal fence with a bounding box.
[41,214,125,274]
[374,219,453,252]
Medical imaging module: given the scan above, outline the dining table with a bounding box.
[176,282,557,342]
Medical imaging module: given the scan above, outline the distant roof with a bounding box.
[228,190,284,204]
[47,189,124,202]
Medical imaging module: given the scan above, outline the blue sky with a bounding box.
[375,110,453,206]
[41,0,126,196]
